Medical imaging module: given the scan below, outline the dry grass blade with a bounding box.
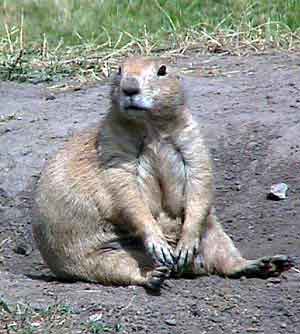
[0,0,299,82]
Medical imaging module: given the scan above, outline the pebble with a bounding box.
[13,241,32,256]
[267,183,288,200]
[267,277,281,284]
[45,95,56,101]
[0,127,11,135]
[165,318,177,326]
[0,188,9,200]
[89,312,102,322]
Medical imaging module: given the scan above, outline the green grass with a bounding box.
[0,299,124,334]
[0,300,76,333]
[0,0,300,82]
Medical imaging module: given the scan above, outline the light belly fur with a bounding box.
[137,140,186,244]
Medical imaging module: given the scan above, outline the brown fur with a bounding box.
[33,57,293,289]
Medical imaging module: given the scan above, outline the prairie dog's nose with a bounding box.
[121,77,140,96]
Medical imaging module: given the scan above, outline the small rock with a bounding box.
[135,324,146,330]
[165,318,177,326]
[30,321,42,328]
[267,277,281,284]
[0,188,9,200]
[22,150,32,156]
[89,312,102,322]
[1,127,11,134]
[14,241,32,256]
[45,95,56,101]
[267,183,288,200]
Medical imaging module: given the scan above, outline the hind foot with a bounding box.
[144,266,170,291]
[229,255,294,279]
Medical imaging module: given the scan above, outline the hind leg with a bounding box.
[80,248,170,290]
[191,210,293,278]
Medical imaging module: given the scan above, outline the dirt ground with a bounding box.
[0,53,300,333]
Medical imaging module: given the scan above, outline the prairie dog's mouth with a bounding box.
[124,104,149,111]
[122,96,151,111]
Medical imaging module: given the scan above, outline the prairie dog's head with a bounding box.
[111,57,185,122]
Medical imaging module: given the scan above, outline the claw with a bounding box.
[184,250,189,267]
[171,251,177,263]
[177,248,189,272]
[156,266,171,275]
[177,248,182,261]
[145,266,170,291]
[162,248,167,263]
[174,236,201,273]
[152,244,156,256]
[193,245,197,256]
[146,237,175,268]
[162,248,174,267]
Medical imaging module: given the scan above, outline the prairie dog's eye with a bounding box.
[117,66,122,75]
[157,65,167,76]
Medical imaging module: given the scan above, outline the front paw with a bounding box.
[175,236,200,273]
[144,235,175,268]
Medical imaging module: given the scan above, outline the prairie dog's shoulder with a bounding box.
[38,126,102,186]
[35,124,112,217]
[52,126,101,162]
[64,126,100,153]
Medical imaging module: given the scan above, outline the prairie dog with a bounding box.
[33,57,293,290]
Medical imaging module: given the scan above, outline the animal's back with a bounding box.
[33,128,116,278]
